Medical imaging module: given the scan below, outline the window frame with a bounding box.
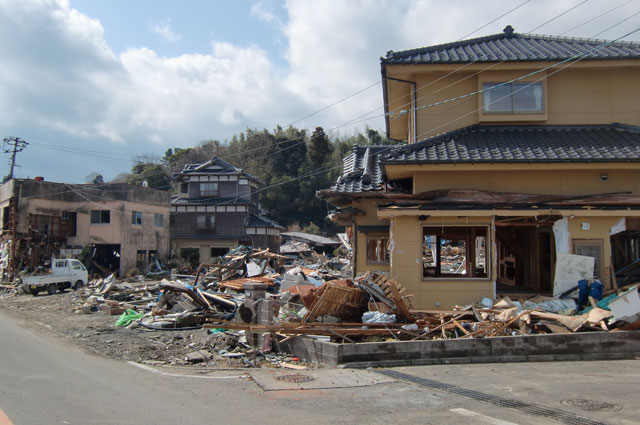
[90,210,110,225]
[366,234,390,265]
[131,211,143,226]
[422,225,490,280]
[154,213,164,227]
[482,81,544,114]
[199,182,219,197]
[196,214,215,229]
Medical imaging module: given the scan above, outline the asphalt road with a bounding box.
[1,310,638,425]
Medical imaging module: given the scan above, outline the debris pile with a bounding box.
[2,243,639,369]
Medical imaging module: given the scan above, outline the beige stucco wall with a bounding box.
[353,200,390,274]
[385,61,640,141]
[18,197,170,274]
[409,167,640,196]
[390,215,495,310]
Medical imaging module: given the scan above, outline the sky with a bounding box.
[0,0,639,183]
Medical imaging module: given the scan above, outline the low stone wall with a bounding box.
[283,331,640,367]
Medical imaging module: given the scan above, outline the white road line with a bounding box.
[450,408,519,425]
[128,361,247,380]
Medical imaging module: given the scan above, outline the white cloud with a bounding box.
[1,0,639,182]
[251,2,283,28]
[151,19,182,42]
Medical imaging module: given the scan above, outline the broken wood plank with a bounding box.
[452,319,470,335]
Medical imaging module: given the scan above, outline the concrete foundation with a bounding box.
[282,331,640,367]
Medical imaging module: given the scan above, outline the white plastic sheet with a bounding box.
[552,217,570,255]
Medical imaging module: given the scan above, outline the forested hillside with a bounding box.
[115,126,394,234]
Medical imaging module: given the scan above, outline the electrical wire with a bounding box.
[23,1,537,175]
[412,26,640,141]
[559,0,636,35]
[19,7,640,201]
[528,0,590,33]
[350,0,631,130]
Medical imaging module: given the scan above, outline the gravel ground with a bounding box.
[0,284,294,369]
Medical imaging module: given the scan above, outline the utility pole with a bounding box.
[3,137,28,183]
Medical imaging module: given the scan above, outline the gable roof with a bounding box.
[175,156,262,184]
[382,26,640,65]
[383,123,640,164]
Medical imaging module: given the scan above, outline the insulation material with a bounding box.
[609,286,640,323]
[553,253,594,297]
[552,217,570,255]
[610,218,626,236]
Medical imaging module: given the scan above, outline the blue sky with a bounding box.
[0,0,639,183]
[70,1,289,62]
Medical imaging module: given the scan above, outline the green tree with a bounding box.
[127,163,171,190]
[84,172,104,184]
[308,127,332,168]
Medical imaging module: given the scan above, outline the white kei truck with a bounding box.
[21,259,89,296]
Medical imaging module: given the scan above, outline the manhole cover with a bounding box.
[561,399,621,412]
[275,373,315,383]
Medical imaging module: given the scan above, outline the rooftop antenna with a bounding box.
[3,137,28,183]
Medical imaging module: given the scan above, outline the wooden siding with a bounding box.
[170,211,249,239]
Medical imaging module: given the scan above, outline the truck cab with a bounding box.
[22,259,89,295]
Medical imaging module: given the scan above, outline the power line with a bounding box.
[560,0,636,35]
[23,4,637,193]
[592,9,640,37]
[528,0,590,33]
[355,0,623,134]
[413,26,640,140]
[23,2,537,177]
[456,0,532,41]
[20,22,640,213]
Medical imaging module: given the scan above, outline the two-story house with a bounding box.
[0,178,170,278]
[170,157,284,263]
[319,26,640,310]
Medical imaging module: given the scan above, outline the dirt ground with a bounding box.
[0,284,295,369]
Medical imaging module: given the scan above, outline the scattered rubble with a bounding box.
[1,244,639,369]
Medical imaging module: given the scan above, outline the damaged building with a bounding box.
[170,157,284,264]
[319,26,640,310]
[0,178,170,278]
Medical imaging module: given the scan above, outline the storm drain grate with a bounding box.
[275,373,315,384]
[376,369,608,425]
[562,399,621,412]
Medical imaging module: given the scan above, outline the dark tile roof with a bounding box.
[174,156,262,183]
[171,196,251,206]
[383,124,640,164]
[382,25,640,64]
[324,124,640,195]
[331,145,392,194]
[246,213,285,230]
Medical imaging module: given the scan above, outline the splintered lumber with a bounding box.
[204,320,424,337]
[302,283,367,323]
[529,311,587,332]
[217,276,277,292]
[362,273,414,321]
[159,279,210,310]
[358,281,395,308]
